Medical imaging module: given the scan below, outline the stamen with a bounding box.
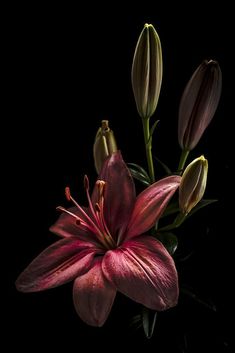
[96,180,106,198]
[57,206,101,237]
[64,187,112,246]
[56,206,81,221]
[84,175,89,191]
[93,180,113,242]
[59,182,116,250]
[95,203,101,212]
[84,176,101,226]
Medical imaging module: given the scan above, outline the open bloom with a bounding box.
[178,60,222,150]
[16,152,181,327]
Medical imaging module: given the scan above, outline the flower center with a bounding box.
[57,176,116,250]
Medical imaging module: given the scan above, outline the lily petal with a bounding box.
[102,236,178,310]
[93,151,136,240]
[16,237,103,292]
[73,258,116,327]
[50,206,92,239]
[126,176,181,238]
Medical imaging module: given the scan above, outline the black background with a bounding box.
[6,3,233,352]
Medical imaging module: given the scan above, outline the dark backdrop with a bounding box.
[6,4,233,352]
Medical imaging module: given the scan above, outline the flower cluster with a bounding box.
[16,23,221,336]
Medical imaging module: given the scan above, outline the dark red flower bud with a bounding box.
[178,60,222,150]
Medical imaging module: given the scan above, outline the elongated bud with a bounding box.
[178,60,222,150]
[93,120,117,173]
[179,156,208,214]
[132,23,163,119]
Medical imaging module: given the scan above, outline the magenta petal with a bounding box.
[73,258,116,327]
[126,176,181,239]
[102,236,179,311]
[16,237,103,292]
[50,206,91,239]
[92,151,136,240]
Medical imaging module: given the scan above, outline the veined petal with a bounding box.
[102,236,178,310]
[50,206,90,238]
[126,176,181,239]
[16,237,103,292]
[73,258,116,327]
[93,151,136,240]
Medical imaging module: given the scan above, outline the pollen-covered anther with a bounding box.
[96,180,106,197]
[95,203,101,212]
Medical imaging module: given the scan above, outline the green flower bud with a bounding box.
[132,23,163,119]
[179,156,208,214]
[93,120,117,173]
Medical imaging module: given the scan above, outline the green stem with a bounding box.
[178,149,190,173]
[142,118,155,183]
[158,212,187,231]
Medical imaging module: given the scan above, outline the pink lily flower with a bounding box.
[16,152,181,327]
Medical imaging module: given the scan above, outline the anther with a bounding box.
[95,203,101,212]
[96,180,106,197]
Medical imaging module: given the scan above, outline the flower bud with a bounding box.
[132,23,163,119]
[93,120,117,173]
[178,60,222,150]
[179,156,208,214]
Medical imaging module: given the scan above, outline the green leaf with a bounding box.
[129,314,142,331]
[187,199,218,218]
[157,232,178,255]
[150,119,160,138]
[153,156,172,175]
[177,250,194,262]
[127,163,151,181]
[147,120,160,147]
[159,199,217,231]
[128,163,151,186]
[158,212,187,232]
[181,285,217,312]
[128,168,151,186]
[162,200,180,218]
[142,307,158,339]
